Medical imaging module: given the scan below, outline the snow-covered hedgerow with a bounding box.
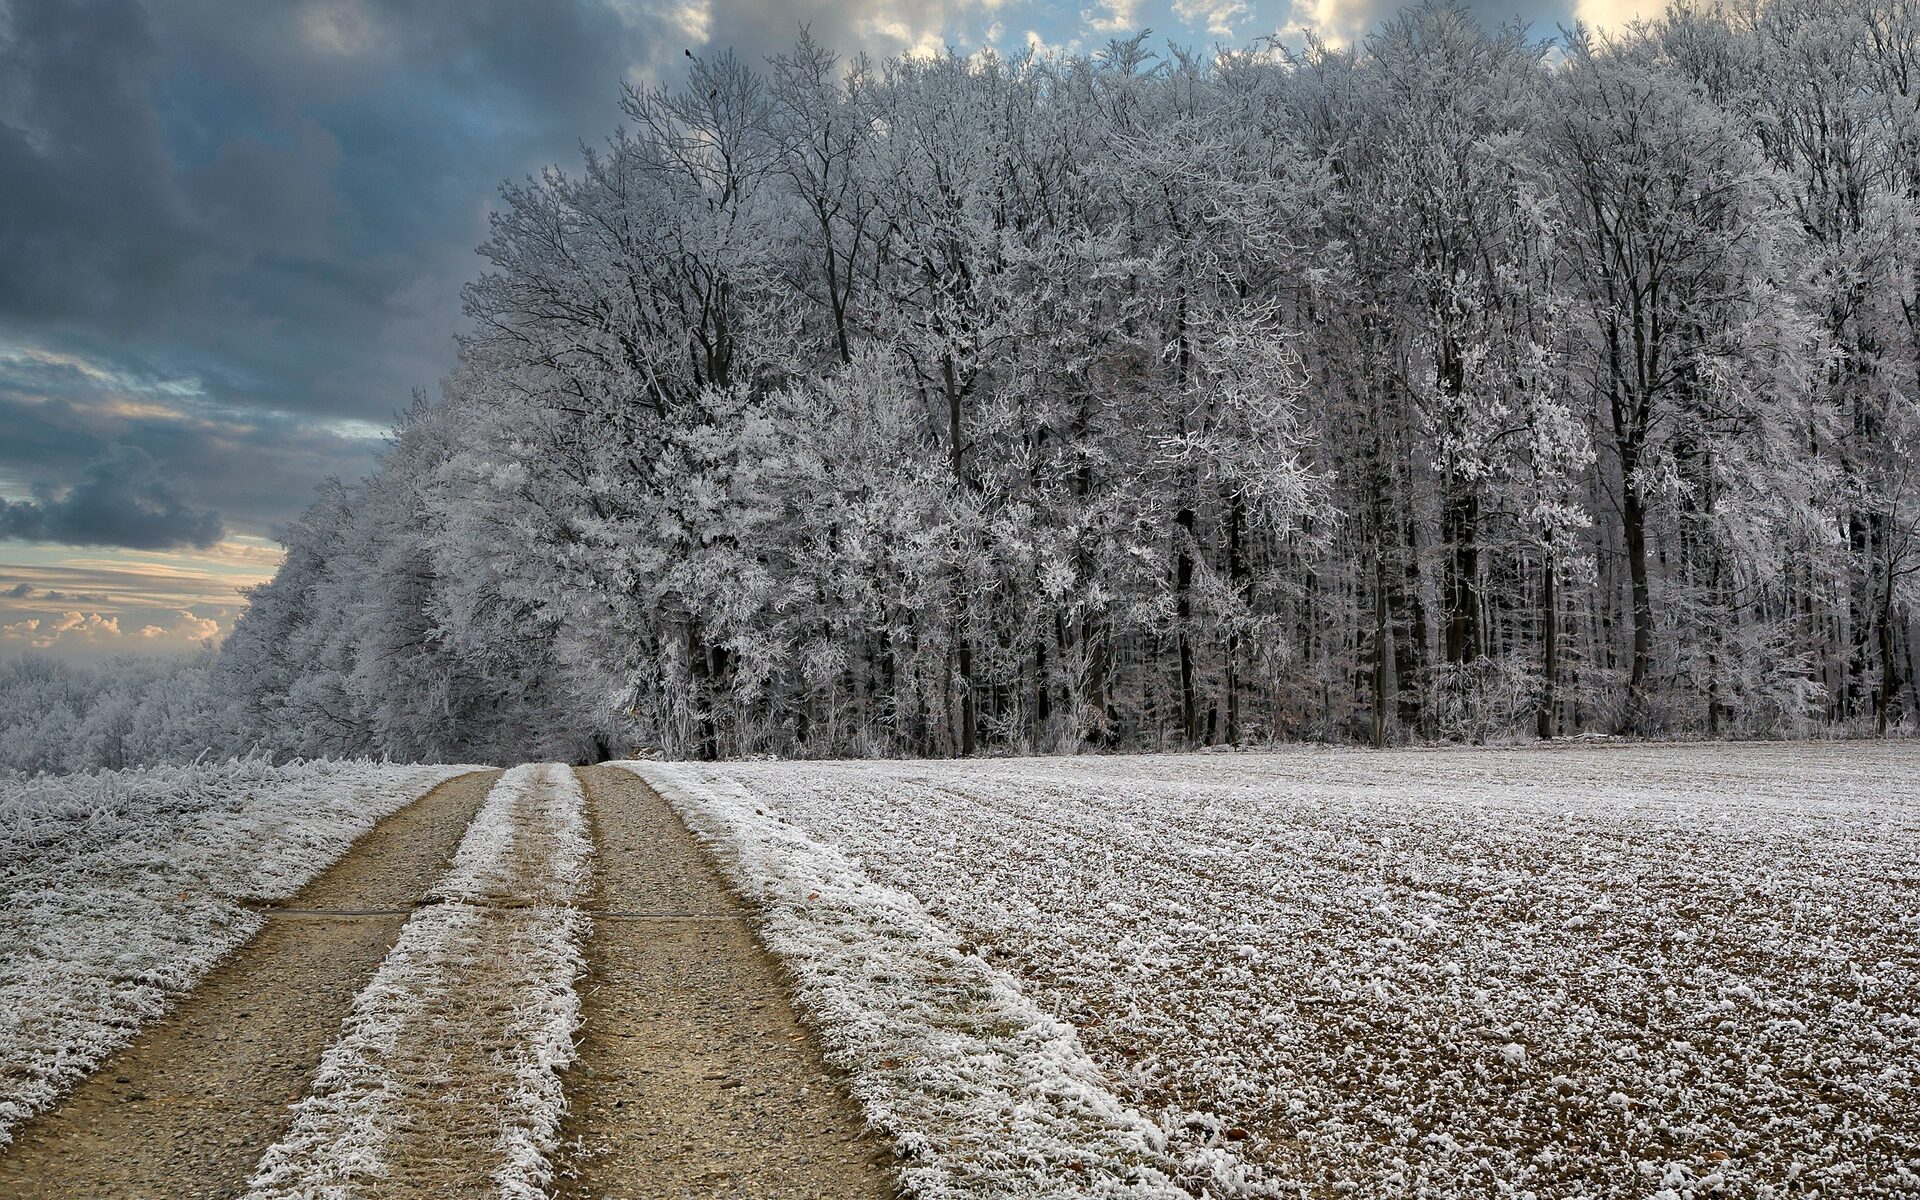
[642,743,1920,1200]
[630,761,1200,1200]
[244,762,591,1198]
[0,758,467,1146]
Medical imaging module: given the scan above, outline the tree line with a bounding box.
[53,0,1920,767]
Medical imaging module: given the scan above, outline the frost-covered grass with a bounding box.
[244,762,591,1198]
[641,743,1920,1200]
[0,758,467,1146]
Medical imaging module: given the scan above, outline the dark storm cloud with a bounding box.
[0,0,211,328]
[0,0,960,547]
[0,444,223,549]
[0,360,386,538]
[0,0,648,543]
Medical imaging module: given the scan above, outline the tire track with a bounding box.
[555,765,895,1200]
[244,762,591,1199]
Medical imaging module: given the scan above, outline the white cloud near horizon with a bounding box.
[0,606,225,655]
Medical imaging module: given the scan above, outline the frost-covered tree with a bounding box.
[56,1,1916,768]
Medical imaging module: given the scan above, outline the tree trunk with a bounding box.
[1847,510,1870,720]
[955,631,976,756]
[1226,496,1246,745]
[1392,508,1428,735]
[1373,547,1389,750]
[1537,551,1557,740]
[1879,572,1900,735]
[943,352,976,757]
[1034,631,1051,746]
[1444,483,1481,664]
[1622,481,1654,731]
[1175,505,1198,746]
[686,623,720,761]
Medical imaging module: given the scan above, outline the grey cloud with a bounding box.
[0,560,262,610]
[0,347,383,538]
[0,444,223,549]
[0,583,113,601]
[0,0,213,329]
[0,0,1089,547]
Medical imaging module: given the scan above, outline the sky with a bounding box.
[0,0,1634,663]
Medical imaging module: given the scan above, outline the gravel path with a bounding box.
[556,766,895,1200]
[0,769,499,1199]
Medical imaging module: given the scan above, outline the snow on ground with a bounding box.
[0,758,466,1147]
[244,762,591,1198]
[640,743,1920,1200]
[637,761,1192,1200]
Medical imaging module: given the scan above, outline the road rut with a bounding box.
[245,761,592,1197]
[0,763,896,1198]
[557,765,895,1200]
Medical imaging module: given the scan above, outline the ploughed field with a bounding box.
[650,743,1920,1200]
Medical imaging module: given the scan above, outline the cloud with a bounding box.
[1571,0,1663,31]
[0,343,384,540]
[1026,28,1069,55]
[0,444,223,550]
[1175,0,1253,38]
[1,582,113,602]
[139,609,221,642]
[2,0,983,553]
[0,610,123,650]
[0,552,276,612]
[1082,0,1143,33]
[1272,0,1572,47]
[0,605,223,655]
[0,0,211,330]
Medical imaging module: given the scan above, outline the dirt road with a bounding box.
[0,765,895,1198]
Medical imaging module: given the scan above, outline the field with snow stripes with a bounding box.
[0,759,468,1145]
[642,743,1920,1200]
